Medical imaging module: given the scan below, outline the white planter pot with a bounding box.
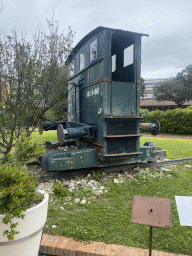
[0,189,49,256]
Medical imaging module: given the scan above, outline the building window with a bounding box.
[146,93,154,99]
[112,55,116,72]
[80,51,85,70]
[124,44,134,67]
[90,38,98,63]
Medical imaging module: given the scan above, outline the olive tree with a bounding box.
[0,19,74,156]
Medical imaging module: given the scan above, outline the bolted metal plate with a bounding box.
[175,196,192,226]
[131,195,172,228]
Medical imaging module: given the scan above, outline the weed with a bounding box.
[93,170,102,181]
[53,181,72,198]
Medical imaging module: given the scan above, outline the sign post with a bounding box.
[131,195,172,256]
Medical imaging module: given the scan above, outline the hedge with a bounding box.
[141,106,192,134]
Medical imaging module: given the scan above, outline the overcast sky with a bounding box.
[0,0,192,79]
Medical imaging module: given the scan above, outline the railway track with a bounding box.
[28,157,192,183]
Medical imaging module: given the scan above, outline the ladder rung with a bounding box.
[104,152,142,157]
[103,134,142,138]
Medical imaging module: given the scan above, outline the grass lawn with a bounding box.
[30,131,192,254]
[31,130,57,144]
[44,162,192,255]
[140,137,192,159]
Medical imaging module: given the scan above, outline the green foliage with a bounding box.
[142,107,192,134]
[1,130,46,164]
[53,181,72,198]
[0,164,41,240]
[140,108,149,116]
[14,130,46,164]
[0,18,74,155]
[93,170,102,182]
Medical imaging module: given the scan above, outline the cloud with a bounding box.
[141,21,192,78]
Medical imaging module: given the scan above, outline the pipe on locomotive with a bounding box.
[56,119,160,146]
[140,119,160,136]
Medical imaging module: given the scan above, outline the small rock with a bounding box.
[60,207,65,211]
[81,199,86,204]
[161,167,172,172]
[74,198,80,203]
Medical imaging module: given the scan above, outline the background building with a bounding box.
[140,78,192,111]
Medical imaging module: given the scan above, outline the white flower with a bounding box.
[60,207,65,211]
[113,179,119,184]
[88,201,90,204]
[100,186,105,190]
[75,198,80,203]
[105,190,107,192]
[81,199,86,204]
[51,225,56,228]
[87,174,91,178]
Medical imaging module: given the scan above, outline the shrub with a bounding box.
[142,108,192,134]
[53,181,72,197]
[1,130,46,165]
[140,108,149,116]
[0,164,41,241]
[93,170,102,182]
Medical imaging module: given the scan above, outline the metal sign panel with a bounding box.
[175,196,192,226]
[131,195,172,228]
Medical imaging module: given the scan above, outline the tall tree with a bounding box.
[153,65,192,108]
[0,19,74,156]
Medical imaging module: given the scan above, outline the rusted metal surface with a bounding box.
[103,115,143,119]
[131,195,172,228]
[149,226,152,256]
[140,119,160,136]
[104,152,142,157]
[140,123,151,130]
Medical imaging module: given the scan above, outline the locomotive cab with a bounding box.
[40,27,166,171]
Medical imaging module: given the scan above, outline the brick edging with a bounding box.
[39,234,188,256]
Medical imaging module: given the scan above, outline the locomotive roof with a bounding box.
[66,26,149,64]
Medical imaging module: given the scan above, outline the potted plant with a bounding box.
[0,133,48,256]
